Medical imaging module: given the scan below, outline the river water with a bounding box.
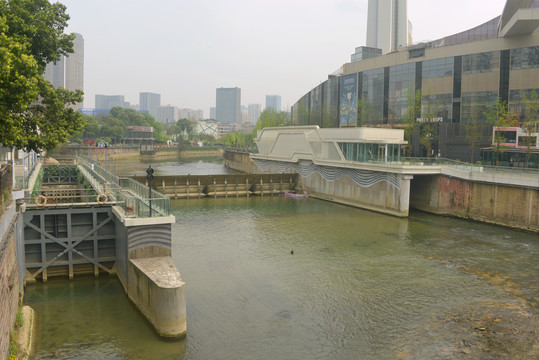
[24,160,539,359]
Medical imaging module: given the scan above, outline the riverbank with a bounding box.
[109,148,223,161]
[14,306,36,360]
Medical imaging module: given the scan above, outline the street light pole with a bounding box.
[146,165,155,217]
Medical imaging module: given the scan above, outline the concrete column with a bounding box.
[399,174,414,216]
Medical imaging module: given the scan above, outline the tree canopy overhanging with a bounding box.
[0,0,85,152]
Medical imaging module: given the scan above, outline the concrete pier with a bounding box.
[128,257,186,337]
[113,208,186,338]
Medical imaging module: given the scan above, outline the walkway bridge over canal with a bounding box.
[18,155,186,338]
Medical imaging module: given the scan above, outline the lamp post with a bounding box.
[146,165,154,216]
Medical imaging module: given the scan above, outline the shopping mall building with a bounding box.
[291,0,539,164]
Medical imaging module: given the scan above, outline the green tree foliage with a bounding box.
[254,109,289,132]
[463,103,482,163]
[69,108,168,144]
[356,98,372,127]
[483,98,519,166]
[419,123,439,158]
[402,88,421,156]
[522,90,539,167]
[176,118,195,138]
[0,0,85,151]
[218,132,254,148]
[172,118,196,147]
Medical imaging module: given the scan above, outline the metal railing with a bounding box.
[402,157,539,175]
[75,155,169,218]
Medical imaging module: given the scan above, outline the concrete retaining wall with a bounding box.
[411,175,539,232]
[302,171,412,217]
[224,149,257,173]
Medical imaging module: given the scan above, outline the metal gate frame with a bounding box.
[23,206,116,281]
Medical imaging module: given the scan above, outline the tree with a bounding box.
[254,109,289,131]
[522,90,539,167]
[0,0,85,152]
[356,98,373,127]
[483,98,519,166]
[402,88,421,156]
[463,104,482,163]
[99,117,126,142]
[419,99,440,158]
[419,122,439,158]
[218,132,254,148]
[174,118,195,147]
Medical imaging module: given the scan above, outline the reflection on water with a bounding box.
[110,156,233,177]
[25,277,185,360]
[24,174,539,359]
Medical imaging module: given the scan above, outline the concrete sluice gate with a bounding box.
[19,163,186,338]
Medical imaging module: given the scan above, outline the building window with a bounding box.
[422,57,454,78]
[388,63,416,124]
[461,91,498,123]
[361,68,385,125]
[462,51,500,74]
[409,48,425,59]
[421,94,453,121]
[510,46,539,70]
[508,88,539,120]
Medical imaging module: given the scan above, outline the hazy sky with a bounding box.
[58,0,508,117]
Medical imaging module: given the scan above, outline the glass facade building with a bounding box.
[291,1,539,161]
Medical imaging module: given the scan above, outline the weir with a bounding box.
[16,156,186,338]
[132,173,299,199]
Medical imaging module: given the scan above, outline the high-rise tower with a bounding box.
[43,56,65,89]
[140,92,161,119]
[366,0,409,53]
[216,88,241,125]
[265,95,281,112]
[65,33,84,108]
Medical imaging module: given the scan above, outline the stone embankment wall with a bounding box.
[0,211,20,359]
[411,175,539,232]
[223,149,257,173]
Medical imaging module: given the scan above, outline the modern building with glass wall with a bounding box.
[291,0,539,162]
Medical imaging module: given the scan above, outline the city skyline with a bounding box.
[57,0,508,118]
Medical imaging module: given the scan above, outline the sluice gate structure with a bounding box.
[17,156,186,338]
[132,173,300,199]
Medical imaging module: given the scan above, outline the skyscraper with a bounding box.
[248,104,261,124]
[216,88,241,125]
[65,33,84,108]
[43,56,65,89]
[43,33,84,109]
[265,95,281,112]
[140,92,161,119]
[366,0,410,53]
